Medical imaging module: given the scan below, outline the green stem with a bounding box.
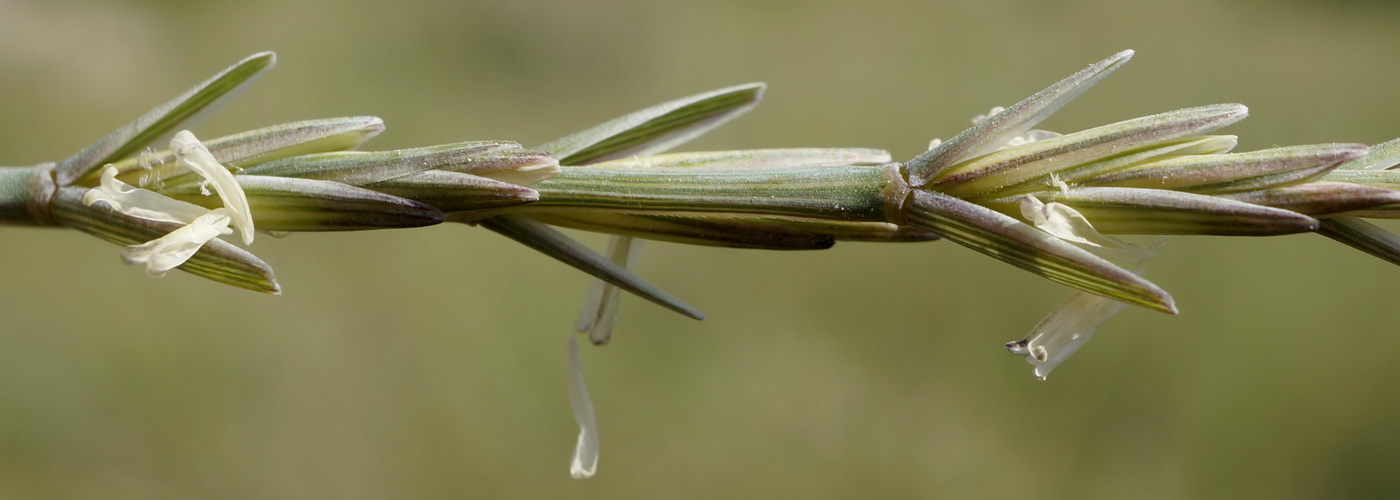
[520,164,909,223]
[0,165,53,226]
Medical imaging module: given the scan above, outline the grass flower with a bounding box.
[78,130,259,277]
[7,48,1400,478]
[1006,292,1128,380]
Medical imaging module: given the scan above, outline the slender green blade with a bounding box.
[369,170,539,212]
[1318,216,1400,267]
[1336,138,1400,171]
[529,212,937,249]
[1322,169,1400,191]
[983,136,1238,199]
[1082,144,1367,193]
[587,148,891,170]
[163,175,445,231]
[505,83,764,303]
[97,116,387,188]
[907,50,1134,186]
[528,212,838,249]
[1222,182,1400,216]
[56,52,276,185]
[1006,187,1321,236]
[929,105,1248,198]
[907,190,1175,313]
[537,83,765,166]
[242,141,558,187]
[474,214,704,320]
[50,187,280,293]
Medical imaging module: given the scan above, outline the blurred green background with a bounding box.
[3,0,1400,498]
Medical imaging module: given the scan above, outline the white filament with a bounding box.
[566,336,599,479]
[171,130,255,244]
[1010,196,1154,379]
[574,236,643,345]
[121,209,234,277]
[1008,291,1128,380]
[83,166,210,224]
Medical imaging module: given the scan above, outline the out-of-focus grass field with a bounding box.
[2,0,1400,498]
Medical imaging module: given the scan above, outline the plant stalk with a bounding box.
[0,165,57,227]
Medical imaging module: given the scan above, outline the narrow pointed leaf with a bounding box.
[1336,138,1400,171]
[198,116,386,168]
[907,50,1135,186]
[1001,187,1320,235]
[1221,182,1400,216]
[241,141,559,187]
[988,135,1239,199]
[528,212,838,249]
[1321,169,1400,190]
[165,176,444,231]
[589,148,891,170]
[1318,216,1400,267]
[507,84,766,294]
[369,170,539,212]
[99,116,387,187]
[1060,135,1239,181]
[906,190,1175,313]
[775,219,940,243]
[537,83,765,165]
[473,214,704,320]
[57,52,276,185]
[1316,170,1400,219]
[1082,144,1368,193]
[532,211,939,248]
[928,104,1248,198]
[50,187,280,293]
